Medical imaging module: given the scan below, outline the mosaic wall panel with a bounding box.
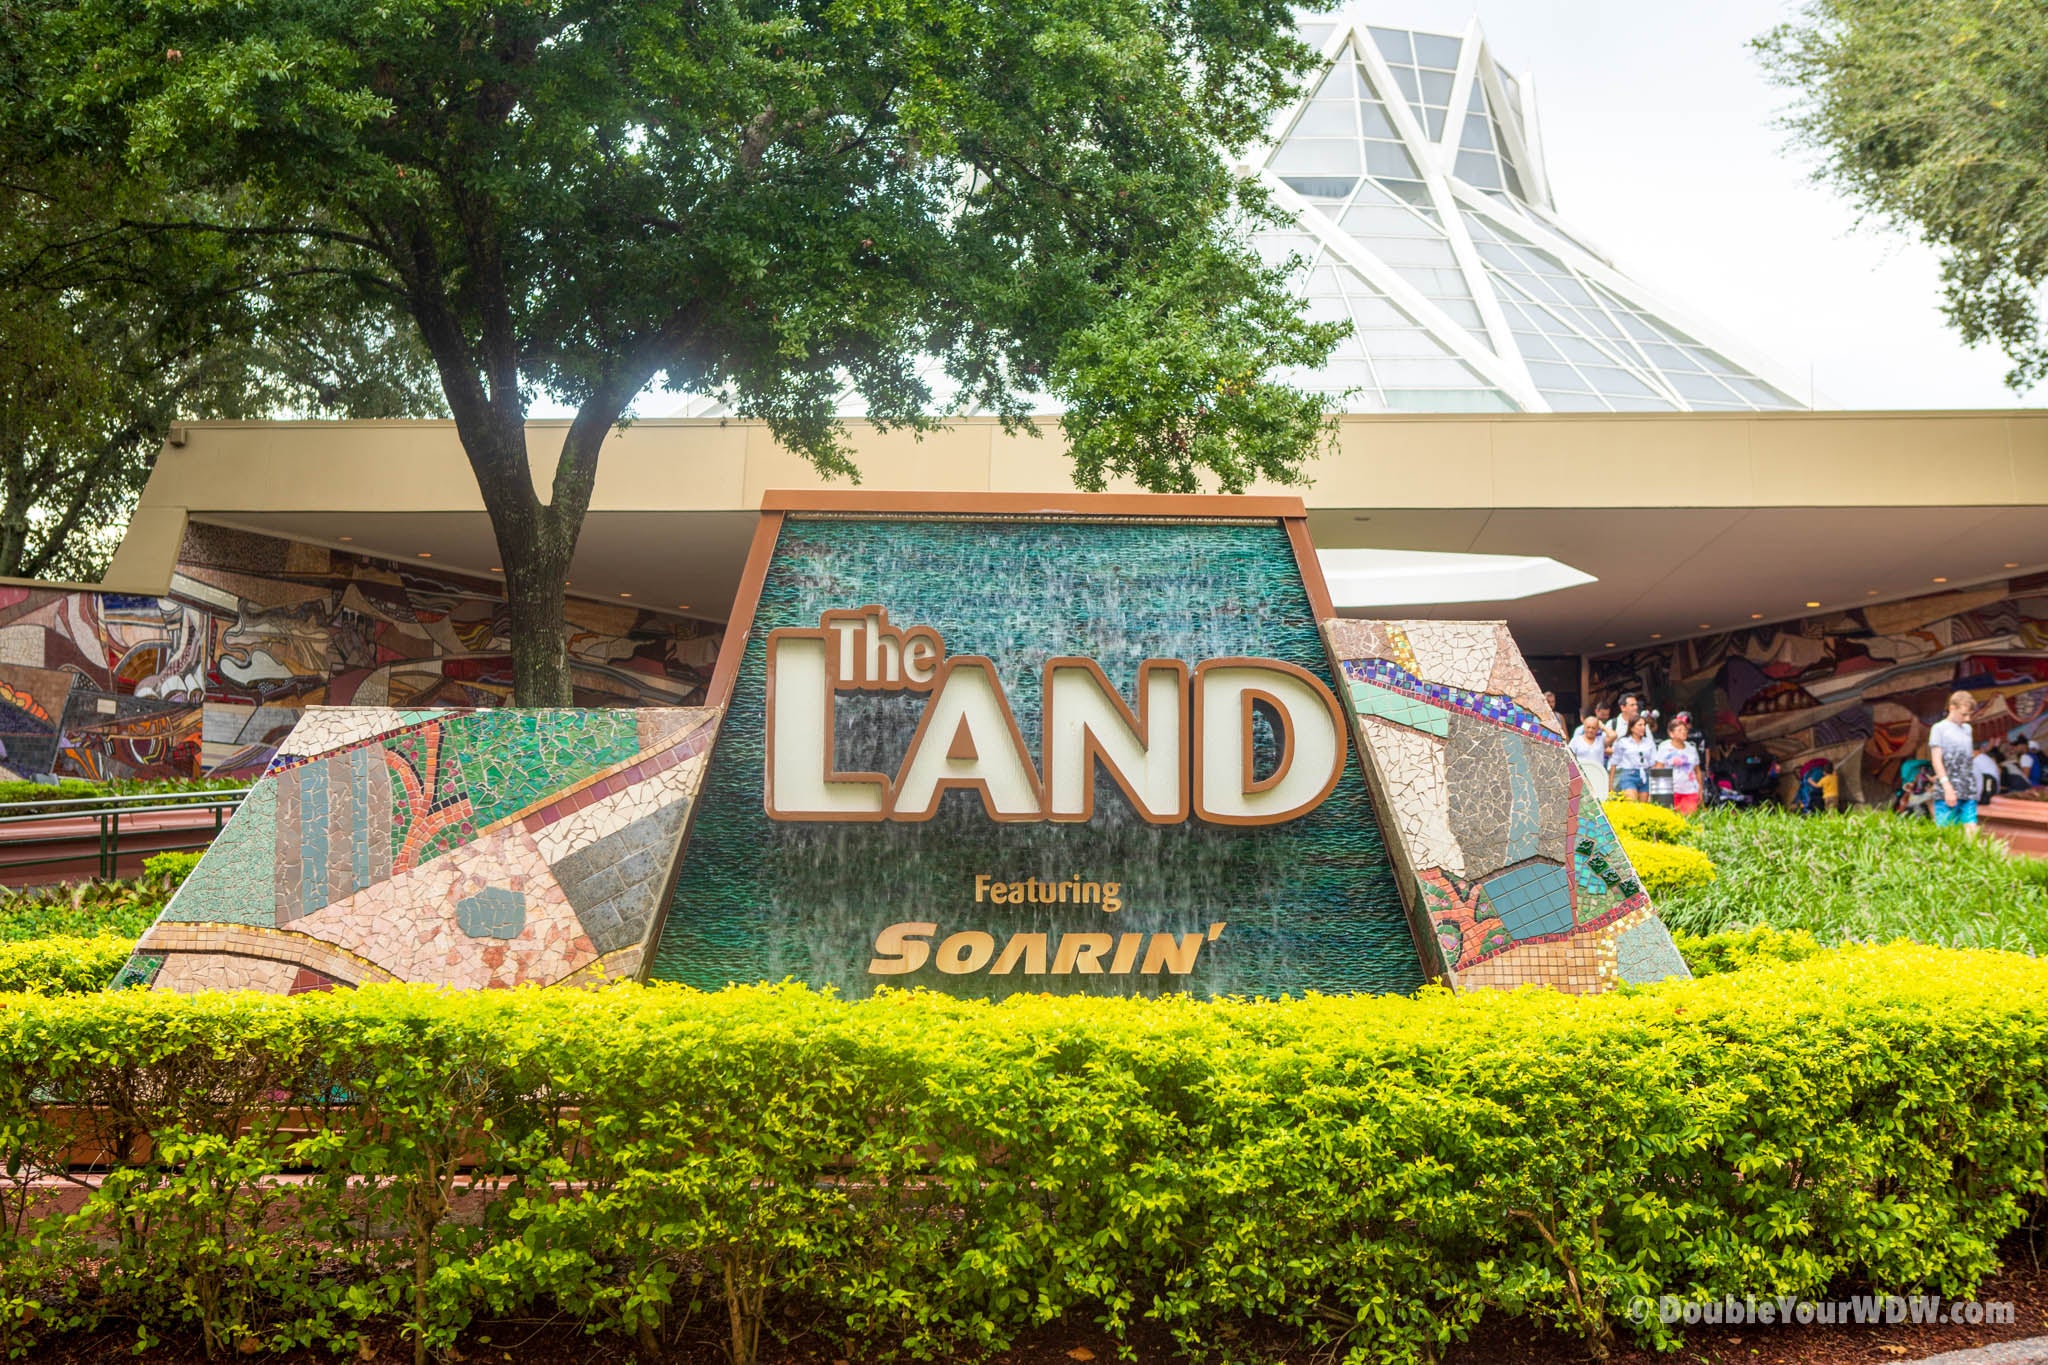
[0,523,719,781]
[120,706,720,992]
[1589,575,2048,805]
[651,514,1426,999]
[1325,618,1689,994]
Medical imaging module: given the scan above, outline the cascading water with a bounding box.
[650,515,1423,998]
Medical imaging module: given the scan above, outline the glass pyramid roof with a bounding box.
[1249,19,1805,414]
[675,13,1805,419]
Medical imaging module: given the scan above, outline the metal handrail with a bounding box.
[0,790,250,880]
[0,788,253,821]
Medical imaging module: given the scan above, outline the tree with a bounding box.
[0,152,444,581]
[1759,0,2048,389]
[8,0,1344,704]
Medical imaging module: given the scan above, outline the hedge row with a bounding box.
[3,945,2045,1363]
[0,934,132,994]
[1605,798,1718,898]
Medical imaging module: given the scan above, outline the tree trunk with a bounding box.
[500,530,574,707]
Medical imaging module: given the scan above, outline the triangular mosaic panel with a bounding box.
[119,705,722,993]
[1323,618,1690,993]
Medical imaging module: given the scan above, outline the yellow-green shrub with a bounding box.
[0,934,130,994]
[0,948,2044,1362]
[1620,834,1718,897]
[1603,799,1690,844]
[1674,925,1827,976]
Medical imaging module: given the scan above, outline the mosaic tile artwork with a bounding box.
[1327,618,1689,994]
[0,523,718,782]
[1590,575,2048,805]
[653,513,1425,999]
[123,706,720,993]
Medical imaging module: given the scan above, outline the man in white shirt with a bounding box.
[1927,690,1978,830]
[1567,715,1610,798]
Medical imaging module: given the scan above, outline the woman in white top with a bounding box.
[1607,715,1656,800]
[1654,714,1704,816]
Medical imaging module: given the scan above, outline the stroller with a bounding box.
[1710,742,1779,809]
[1892,758,1938,819]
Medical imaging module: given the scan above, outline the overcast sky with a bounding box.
[1410,0,2044,409]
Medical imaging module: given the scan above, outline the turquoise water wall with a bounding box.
[648,515,1424,997]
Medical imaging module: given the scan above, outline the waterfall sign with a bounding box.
[647,492,1432,1000]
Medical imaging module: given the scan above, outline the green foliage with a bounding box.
[0,777,244,814]
[1602,799,1691,844]
[0,954,2045,1361]
[0,153,442,581]
[1618,834,1718,898]
[0,934,131,993]
[1757,1,2048,390]
[1673,925,1830,977]
[0,858,194,945]
[1656,806,2048,951]
[3,0,1345,701]
[141,851,201,884]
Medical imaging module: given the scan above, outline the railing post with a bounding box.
[106,809,119,880]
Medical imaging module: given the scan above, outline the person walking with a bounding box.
[1608,714,1655,801]
[1927,690,1978,832]
[1568,714,1609,783]
[1654,713,1704,816]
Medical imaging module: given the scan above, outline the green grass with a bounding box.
[1656,806,2048,953]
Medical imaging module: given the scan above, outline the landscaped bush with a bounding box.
[0,934,131,994]
[1601,798,1718,896]
[1672,925,1827,976]
[0,854,195,946]
[1,948,2044,1363]
[0,776,245,815]
[1602,799,1690,844]
[1621,836,1718,897]
[1658,806,2048,951]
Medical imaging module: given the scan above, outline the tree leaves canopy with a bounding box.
[1759,0,2048,389]
[9,0,1342,487]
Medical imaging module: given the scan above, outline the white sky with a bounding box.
[1419,0,2045,409]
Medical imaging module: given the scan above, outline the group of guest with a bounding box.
[1560,692,1704,814]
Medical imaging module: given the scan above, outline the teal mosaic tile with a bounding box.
[159,780,278,925]
[1615,917,1688,984]
[1348,680,1451,737]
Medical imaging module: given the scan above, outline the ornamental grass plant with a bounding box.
[1655,806,2048,952]
[1,947,2045,1364]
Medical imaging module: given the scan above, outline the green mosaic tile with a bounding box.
[1348,680,1451,737]
[159,781,278,925]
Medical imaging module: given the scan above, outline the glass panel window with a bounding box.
[1368,27,1413,62]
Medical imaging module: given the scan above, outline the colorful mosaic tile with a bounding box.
[1326,617,1688,994]
[1341,657,1557,739]
[133,705,721,993]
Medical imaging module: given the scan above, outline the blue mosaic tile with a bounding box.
[1340,657,1558,740]
[1481,861,1575,940]
[455,887,528,940]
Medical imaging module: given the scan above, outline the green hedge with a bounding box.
[0,853,197,944]
[0,777,244,815]
[0,934,132,993]
[2,948,2045,1362]
[1658,807,2048,951]
[1671,925,1827,976]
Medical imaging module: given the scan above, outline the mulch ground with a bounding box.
[34,1236,2048,1364]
